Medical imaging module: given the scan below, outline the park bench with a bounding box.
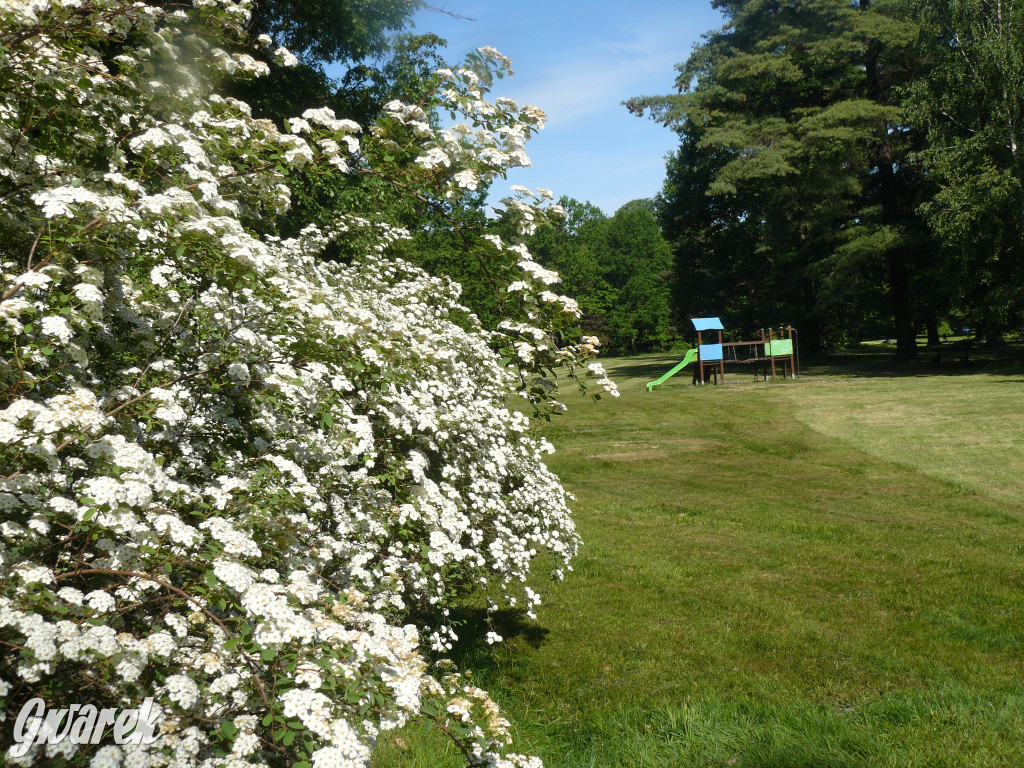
[931,338,972,366]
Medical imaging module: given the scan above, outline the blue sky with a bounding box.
[409,1,726,214]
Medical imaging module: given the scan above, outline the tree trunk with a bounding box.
[980,322,1004,347]
[863,0,918,362]
[802,316,826,355]
[926,315,940,347]
[885,247,918,361]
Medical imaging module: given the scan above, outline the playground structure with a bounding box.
[646,317,797,391]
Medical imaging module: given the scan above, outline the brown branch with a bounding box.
[3,217,105,303]
[2,252,54,303]
[25,226,45,271]
[54,567,270,705]
[420,5,476,21]
[428,714,477,763]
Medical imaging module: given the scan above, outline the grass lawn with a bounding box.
[376,350,1024,767]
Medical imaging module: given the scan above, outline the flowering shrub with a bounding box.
[0,1,618,766]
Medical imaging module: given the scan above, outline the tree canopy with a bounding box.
[905,0,1024,341]
[528,198,676,354]
[248,0,417,64]
[630,0,1023,357]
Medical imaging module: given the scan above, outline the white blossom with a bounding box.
[0,4,609,767]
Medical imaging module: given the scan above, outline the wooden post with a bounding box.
[718,328,725,384]
[768,327,776,382]
[697,330,704,384]
[759,328,765,380]
[787,326,795,378]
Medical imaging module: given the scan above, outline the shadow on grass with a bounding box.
[785,346,1024,380]
[445,606,550,671]
[607,347,1024,385]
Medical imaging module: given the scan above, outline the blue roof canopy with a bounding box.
[691,317,724,331]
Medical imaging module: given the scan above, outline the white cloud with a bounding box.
[511,25,692,127]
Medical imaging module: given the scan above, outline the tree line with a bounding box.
[627,0,1023,361]
[222,0,1023,363]
[143,0,1024,366]
[525,198,676,355]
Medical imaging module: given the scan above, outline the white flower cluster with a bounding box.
[0,2,613,766]
[388,51,547,207]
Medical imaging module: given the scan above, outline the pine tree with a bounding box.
[630,0,933,359]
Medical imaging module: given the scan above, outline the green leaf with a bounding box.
[220,721,237,739]
[261,648,277,661]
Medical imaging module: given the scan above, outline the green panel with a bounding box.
[766,339,793,356]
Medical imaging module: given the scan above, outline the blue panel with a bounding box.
[691,317,724,331]
[700,343,723,361]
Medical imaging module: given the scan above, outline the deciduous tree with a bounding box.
[630,0,934,359]
[905,0,1024,342]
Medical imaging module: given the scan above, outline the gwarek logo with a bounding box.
[9,697,163,758]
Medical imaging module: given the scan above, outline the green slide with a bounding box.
[646,348,699,391]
